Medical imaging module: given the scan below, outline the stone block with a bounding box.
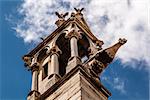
[66,56,81,73]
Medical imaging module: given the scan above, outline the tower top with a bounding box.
[22,8,127,100]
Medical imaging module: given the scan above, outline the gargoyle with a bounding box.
[22,55,33,67]
[55,12,68,20]
[87,38,127,76]
[74,8,84,14]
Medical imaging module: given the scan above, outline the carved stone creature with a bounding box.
[55,12,68,19]
[87,38,127,76]
[23,56,33,67]
[55,12,69,27]
[74,8,84,15]
[89,59,105,75]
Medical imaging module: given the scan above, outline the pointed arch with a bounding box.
[56,33,71,76]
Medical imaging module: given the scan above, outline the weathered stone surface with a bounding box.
[66,56,81,73]
[23,8,123,100]
[39,74,60,94]
[44,69,108,100]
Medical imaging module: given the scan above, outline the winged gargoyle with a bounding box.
[22,55,33,67]
[87,38,127,76]
[74,8,84,15]
[55,12,68,20]
[55,12,68,26]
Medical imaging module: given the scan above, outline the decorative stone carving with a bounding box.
[31,62,40,72]
[88,40,104,56]
[47,45,62,57]
[64,23,83,73]
[119,38,127,44]
[23,55,33,67]
[74,8,84,17]
[65,29,82,40]
[55,12,68,19]
[65,23,82,40]
[85,38,127,77]
[22,9,127,100]
[95,40,104,50]
[105,38,127,59]
[55,12,68,27]
[70,12,76,20]
[87,58,105,77]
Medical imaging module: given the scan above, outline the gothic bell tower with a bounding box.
[22,8,127,100]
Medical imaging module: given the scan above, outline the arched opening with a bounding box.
[37,48,49,80]
[78,34,90,63]
[37,48,48,63]
[56,33,71,77]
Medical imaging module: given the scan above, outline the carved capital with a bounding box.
[31,62,40,72]
[65,29,82,40]
[48,45,62,57]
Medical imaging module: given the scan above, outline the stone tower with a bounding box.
[22,8,127,100]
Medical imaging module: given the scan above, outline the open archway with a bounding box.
[56,33,71,77]
[78,34,90,63]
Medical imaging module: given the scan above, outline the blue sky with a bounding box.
[0,0,149,100]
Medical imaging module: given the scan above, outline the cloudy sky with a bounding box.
[0,0,149,100]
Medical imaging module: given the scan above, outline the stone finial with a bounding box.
[55,12,68,19]
[55,12,68,27]
[74,8,84,15]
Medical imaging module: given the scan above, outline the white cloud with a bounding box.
[101,76,126,94]
[113,77,126,94]
[14,0,150,69]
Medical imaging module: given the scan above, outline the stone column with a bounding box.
[51,53,59,75]
[44,46,62,90]
[31,63,39,91]
[66,30,82,58]
[48,45,62,77]
[65,29,82,73]
[27,63,40,100]
[70,36,78,57]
